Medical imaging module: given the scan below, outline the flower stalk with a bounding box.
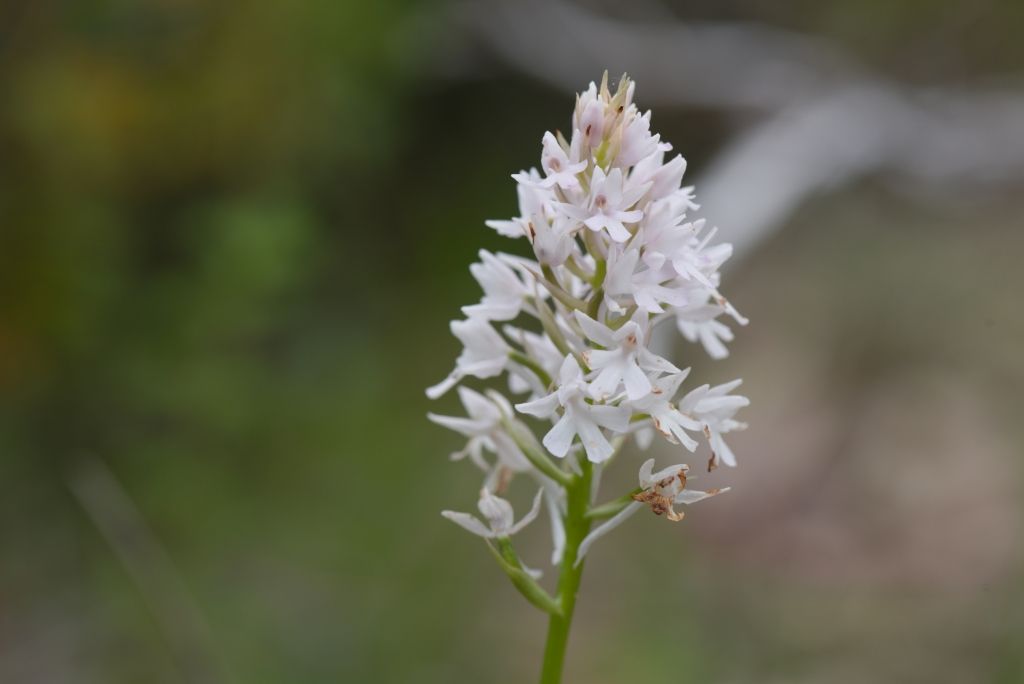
[585,488,643,521]
[489,538,562,616]
[427,73,750,684]
[539,457,593,684]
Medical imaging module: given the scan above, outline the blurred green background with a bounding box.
[1,1,1022,682]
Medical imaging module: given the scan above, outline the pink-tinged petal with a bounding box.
[621,181,653,207]
[616,209,645,224]
[649,155,686,200]
[583,214,614,233]
[604,221,633,242]
[633,289,664,314]
[556,200,590,220]
[604,248,639,297]
[511,171,539,185]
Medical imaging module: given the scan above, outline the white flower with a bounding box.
[429,74,751,582]
[442,488,544,539]
[628,151,688,204]
[541,483,566,565]
[503,325,565,396]
[427,387,531,474]
[668,222,734,291]
[560,167,649,243]
[537,131,588,190]
[634,458,728,520]
[646,216,748,329]
[573,83,606,149]
[638,200,705,273]
[515,355,630,463]
[574,311,679,400]
[530,213,576,266]
[675,303,735,360]
[426,319,510,399]
[576,458,729,562]
[604,246,688,315]
[677,379,750,469]
[614,109,663,168]
[485,168,551,239]
[602,246,641,314]
[627,371,700,450]
[462,250,530,321]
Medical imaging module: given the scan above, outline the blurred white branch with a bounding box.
[458,0,859,110]
[700,86,1024,259]
[455,0,1024,257]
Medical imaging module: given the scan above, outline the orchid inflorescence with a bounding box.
[426,74,749,683]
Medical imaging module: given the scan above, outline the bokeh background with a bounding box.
[2,1,1023,682]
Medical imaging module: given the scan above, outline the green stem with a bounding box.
[502,418,573,488]
[490,538,562,616]
[509,350,553,388]
[590,258,606,289]
[540,265,588,310]
[539,458,593,684]
[564,257,593,283]
[586,488,642,520]
[535,296,574,358]
[586,286,603,319]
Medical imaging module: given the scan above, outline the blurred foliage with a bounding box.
[0,1,593,681]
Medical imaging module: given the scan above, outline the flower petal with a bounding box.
[542,412,577,458]
[576,502,643,565]
[440,510,494,538]
[515,392,560,418]
[507,488,545,536]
